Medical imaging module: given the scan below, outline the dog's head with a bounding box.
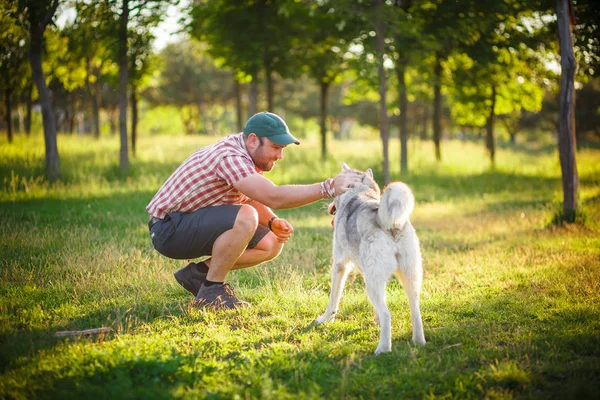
[328,162,380,218]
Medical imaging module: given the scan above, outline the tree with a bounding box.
[375,0,391,184]
[293,1,359,159]
[147,39,235,135]
[109,0,172,174]
[190,0,298,118]
[117,0,129,173]
[0,1,30,143]
[65,1,117,138]
[556,0,578,221]
[129,28,158,154]
[449,44,546,165]
[390,0,427,176]
[420,0,489,161]
[18,0,61,181]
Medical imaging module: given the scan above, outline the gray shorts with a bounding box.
[149,204,270,260]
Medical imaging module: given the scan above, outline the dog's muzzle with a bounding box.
[328,202,336,216]
[328,202,336,228]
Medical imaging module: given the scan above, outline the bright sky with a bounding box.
[55,1,189,51]
[152,1,189,51]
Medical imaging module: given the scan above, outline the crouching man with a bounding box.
[147,112,360,310]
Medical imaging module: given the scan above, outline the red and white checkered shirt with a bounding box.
[146,133,260,219]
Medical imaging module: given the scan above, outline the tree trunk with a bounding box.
[17,106,24,133]
[486,84,497,166]
[421,102,428,140]
[63,101,70,134]
[4,86,13,143]
[249,67,258,116]
[86,57,101,138]
[130,88,137,156]
[197,100,210,135]
[235,78,243,131]
[556,0,579,222]
[502,120,518,146]
[92,88,100,138]
[30,24,60,181]
[266,68,274,111]
[118,0,129,174]
[376,0,390,184]
[433,54,442,161]
[25,82,33,135]
[68,103,75,134]
[319,80,330,160]
[109,106,117,135]
[396,53,408,175]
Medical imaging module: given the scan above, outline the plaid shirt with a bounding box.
[146,133,260,219]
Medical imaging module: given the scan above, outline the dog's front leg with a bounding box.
[316,262,351,324]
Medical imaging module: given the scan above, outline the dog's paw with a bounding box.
[316,314,333,324]
[374,345,392,355]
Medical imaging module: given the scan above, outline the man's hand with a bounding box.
[270,218,294,243]
[333,172,362,196]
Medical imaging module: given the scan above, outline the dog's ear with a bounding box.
[342,162,351,172]
[365,168,373,178]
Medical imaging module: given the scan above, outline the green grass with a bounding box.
[1,132,599,399]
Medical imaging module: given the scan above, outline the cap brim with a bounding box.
[269,134,300,146]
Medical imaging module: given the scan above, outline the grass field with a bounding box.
[1,132,599,399]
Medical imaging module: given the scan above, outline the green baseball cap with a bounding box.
[243,112,300,146]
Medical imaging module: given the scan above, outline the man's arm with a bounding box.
[234,173,359,210]
[234,174,321,209]
[246,199,293,243]
[246,199,277,226]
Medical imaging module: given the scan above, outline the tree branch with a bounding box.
[41,0,60,29]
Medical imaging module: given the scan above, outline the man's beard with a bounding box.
[252,146,274,171]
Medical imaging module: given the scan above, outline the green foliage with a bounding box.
[60,1,116,92]
[189,0,298,81]
[1,133,599,398]
[573,0,600,77]
[144,39,235,135]
[0,2,30,96]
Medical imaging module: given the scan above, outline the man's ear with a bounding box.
[365,168,373,178]
[342,162,351,172]
[246,133,259,150]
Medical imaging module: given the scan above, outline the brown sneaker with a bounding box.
[194,283,250,310]
[174,262,207,296]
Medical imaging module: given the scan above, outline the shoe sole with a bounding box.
[174,263,207,296]
[193,298,250,310]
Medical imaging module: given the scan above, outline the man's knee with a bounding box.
[234,204,259,235]
[263,233,284,261]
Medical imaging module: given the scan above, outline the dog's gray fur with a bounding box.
[316,162,426,354]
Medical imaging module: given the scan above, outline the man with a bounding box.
[147,111,360,309]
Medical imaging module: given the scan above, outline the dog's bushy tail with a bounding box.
[377,182,415,231]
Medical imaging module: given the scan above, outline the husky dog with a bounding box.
[316,163,426,354]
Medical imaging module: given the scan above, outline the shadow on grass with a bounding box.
[3,262,599,399]
[0,146,569,203]
[0,190,156,230]
[405,172,560,204]
[0,150,182,187]
[0,294,189,374]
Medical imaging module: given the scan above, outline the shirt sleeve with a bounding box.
[216,155,257,186]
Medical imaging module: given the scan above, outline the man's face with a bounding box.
[248,135,285,171]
